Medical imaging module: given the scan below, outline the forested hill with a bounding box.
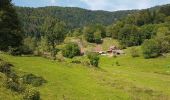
[15,6,137,37]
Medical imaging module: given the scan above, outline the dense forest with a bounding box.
[15,6,137,37]
[108,4,170,46]
[106,4,170,58]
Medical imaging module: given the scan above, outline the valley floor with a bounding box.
[0,48,170,100]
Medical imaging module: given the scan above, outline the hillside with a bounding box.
[1,47,170,100]
[15,6,137,37]
[1,1,170,99]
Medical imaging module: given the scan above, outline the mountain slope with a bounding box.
[15,6,137,37]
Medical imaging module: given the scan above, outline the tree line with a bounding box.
[15,6,136,38]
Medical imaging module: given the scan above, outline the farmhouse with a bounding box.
[107,46,124,54]
[93,45,124,56]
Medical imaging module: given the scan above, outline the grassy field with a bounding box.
[0,47,170,100]
[60,37,120,52]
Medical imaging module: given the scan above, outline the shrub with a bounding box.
[115,61,120,66]
[4,78,25,93]
[71,60,81,64]
[56,55,65,62]
[0,61,12,75]
[23,88,40,100]
[7,71,19,82]
[118,44,126,49]
[22,74,46,87]
[62,43,81,58]
[94,30,103,44]
[8,46,22,56]
[8,45,33,56]
[142,39,160,58]
[156,36,170,54]
[81,61,90,66]
[20,45,33,55]
[87,52,100,67]
[130,47,140,57]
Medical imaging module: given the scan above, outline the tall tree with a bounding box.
[118,24,141,46]
[41,17,67,58]
[0,0,23,51]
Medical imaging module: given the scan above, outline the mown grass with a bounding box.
[0,47,170,100]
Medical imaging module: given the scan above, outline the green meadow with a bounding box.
[1,47,170,100]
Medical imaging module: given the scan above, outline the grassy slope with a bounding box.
[1,46,170,100]
[61,37,120,52]
[0,73,22,100]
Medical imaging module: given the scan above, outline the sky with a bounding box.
[13,0,170,11]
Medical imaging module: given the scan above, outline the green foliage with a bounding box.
[83,24,105,44]
[71,60,81,64]
[87,53,100,67]
[72,28,82,37]
[37,37,50,55]
[159,4,170,16]
[23,88,40,100]
[4,78,25,93]
[15,6,136,38]
[0,60,25,93]
[8,46,22,56]
[62,43,80,58]
[20,45,33,55]
[142,39,160,58]
[84,26,95,43]
[130,47,140,57]
[0,60,12,75]
[156,36,170,53]
[165,16,170,23]
[22,74,46,87]
[107,5,170,47]
[41,17,67,58]
[106,21,124,38]
[135,10,153,26]
[118,24,142,47]
[140,24,156,40]
[156,27,170,37]
[0,0,23,51]
[94,30,102,44]
[23,36,37,54]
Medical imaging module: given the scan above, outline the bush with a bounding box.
[8,46,22,56]
[8,45,33,56]
[142,39,160,58]
[22,74,46,87]
[4,78,25,93]
[71,60,81,64]
[156,36,170,54]
[56,55,65,62]
[20,45,33,55]
[0,61,12,75]
[130,47,140,57]
[94,30,103,44]
[62,43,81,58]
[87,53,100,67]
[81,61,90,66]
[23,88,40,100]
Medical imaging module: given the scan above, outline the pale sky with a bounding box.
[13,0,170,11]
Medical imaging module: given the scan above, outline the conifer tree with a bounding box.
[0,0,23,51]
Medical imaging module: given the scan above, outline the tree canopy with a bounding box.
[0,0,23,51]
